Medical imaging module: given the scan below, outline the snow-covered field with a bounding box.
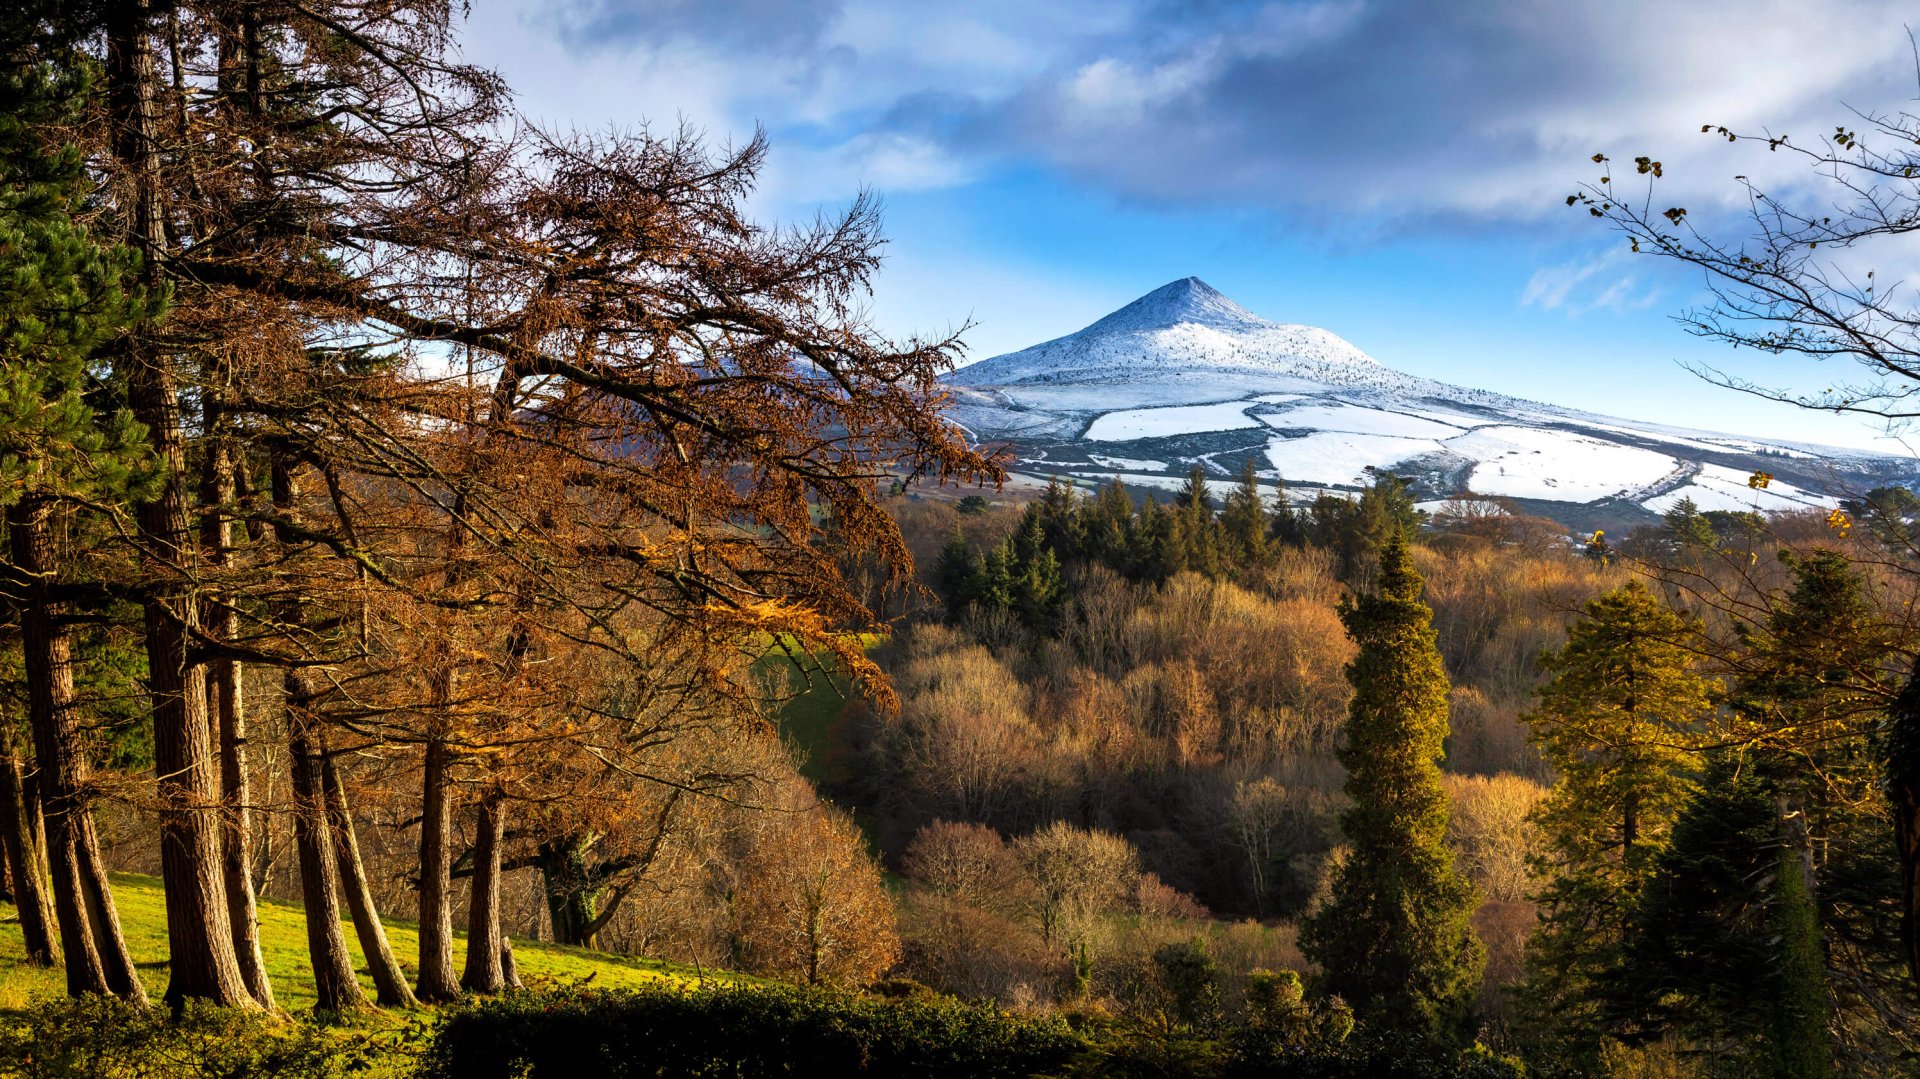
[1266,431,1445,486]
[1257,401,1466,439]
[1087,453,1169,472]
[1085,401,1261,440]
[1452,426,1678,502]
[1640,464,1836,514]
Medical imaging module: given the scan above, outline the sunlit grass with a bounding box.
[0,871,726,1014]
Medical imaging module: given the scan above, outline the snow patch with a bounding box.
[1451,426,1678,503]
[1084,401,1262,440]
[1641,464,1836,514]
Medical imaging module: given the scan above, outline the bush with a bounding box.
[0,995,400,1078]
[417,984,1090,1079]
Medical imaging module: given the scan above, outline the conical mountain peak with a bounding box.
[952,277,1380,386]
[1084,277,1265,334]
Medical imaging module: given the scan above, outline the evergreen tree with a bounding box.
[1084,478,1135,567]
[932,527,977,618]
[1220,457,1271,568]
[0,7,162,1000]
[1175,463,1222,577]
[1728,551,1905,1055]
[1662,496,1717,553]
[1035,476,1086,559]
[1301,531,1483,1039]
[1005,507,1063,634]
[1624,757,1832,1078]
[1518,581,1717,1049]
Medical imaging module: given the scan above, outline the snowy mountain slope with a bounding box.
[944,278,1917,527]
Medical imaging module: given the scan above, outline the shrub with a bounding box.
[417,984,1090,1079]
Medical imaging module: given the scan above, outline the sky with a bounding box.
[459,0,1920,452]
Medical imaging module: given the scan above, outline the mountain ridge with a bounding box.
[942,278,1917,530]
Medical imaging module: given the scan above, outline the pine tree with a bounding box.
[1006,507,1063,633]
[1175,463,1222,577]
[1662,496,1717,553]
[1220,457,1270,568]
[0,8,162,1001]
[1518,581,1717,1049]
[1728,551,1903,1057]
[1624,757,1832,1077]
[1301,531,1483,1039]
[932,528,977,619]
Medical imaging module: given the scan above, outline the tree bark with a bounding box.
[0,730,59,967]
[538,834,602,949]
[203,428,273,1009]
[106,0,253,1009]
[286,680,365,1014]
[8,499,143,1001]
[461,791,508,993]
[72,815,143,1001]
[321,757,417,1008]
[416,736,460,1002]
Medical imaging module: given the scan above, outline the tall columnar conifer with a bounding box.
[1301,530,1483,1039]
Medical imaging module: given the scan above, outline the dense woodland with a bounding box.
[3,2,1920,1077]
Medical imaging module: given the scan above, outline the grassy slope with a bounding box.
[753,634,883,787]
[0,872,724,1013]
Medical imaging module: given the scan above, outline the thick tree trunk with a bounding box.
[0,732,59,966]
[9,500,143,1001]
[538,834,602,949]
[106,0,252,1010]
[416,736,460,1002]
[203,433,272,1009]
[321,757,417,1008]
[286,681,365,1014]
[461,792,508,993]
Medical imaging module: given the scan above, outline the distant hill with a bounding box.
[944,278,1919,530]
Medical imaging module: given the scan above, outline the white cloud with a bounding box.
[1521,250,1660,316]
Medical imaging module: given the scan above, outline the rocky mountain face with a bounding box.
[943,278,1917,530]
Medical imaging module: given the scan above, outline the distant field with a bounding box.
[754,633,883,787]
[0,872,729,1014]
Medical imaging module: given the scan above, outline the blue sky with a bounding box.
[462,0,1920,451]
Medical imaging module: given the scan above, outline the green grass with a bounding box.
[754,633,884,787]
[0,872,726,1014]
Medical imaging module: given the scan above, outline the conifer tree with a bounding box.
[1519,581,1716,1047]
[1624,757,1833,1077]
[0,6,160,1001]
[1301,531,1482,1039]
[1005,508,1063,634]
[1220,457,1270,568]
[1661,496,1717,553]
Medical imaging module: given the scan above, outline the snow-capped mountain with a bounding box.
[944,278,1917,529]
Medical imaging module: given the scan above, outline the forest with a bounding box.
[1,1,1919,1077]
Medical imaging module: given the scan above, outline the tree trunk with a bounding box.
[0,730,59,967]
[106,0,253,1010]
[72,815,144,1001]
[501,936,521,989]
[286,681,365,1014]
[461,791,507,993]
[9,499,143,1001]
[1891,658,1920,991]
[203,430,272,1009]
[322,757,417,1008]
[537,834,602,949]
[416,736,460,1002]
